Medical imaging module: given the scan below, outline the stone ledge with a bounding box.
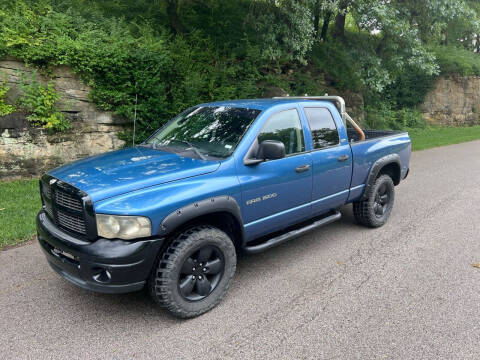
[0,59,131,125]
[0,116,127,179]
[0,59,129,177]
[421,75,480,126]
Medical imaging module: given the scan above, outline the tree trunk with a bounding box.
[333,13,346,39]
[314,0,320,37]
[376,34,388,56]
[332,1,348,40]
[320,11,332,41]
[166,0,184,34]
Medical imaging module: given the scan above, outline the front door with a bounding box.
[237,108,313,241]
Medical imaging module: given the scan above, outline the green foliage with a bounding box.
[310,40,363,92]
[0,2,266,142]
[354,2,440,79]
[430,44,480,76]
[0,81,15,116]
[384,68,436,108]
[247,0,315,65]
[364,102,426,130]
[1,0,479,138]
[17,73,70,131]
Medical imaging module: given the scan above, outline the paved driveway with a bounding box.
[1,140,480,359]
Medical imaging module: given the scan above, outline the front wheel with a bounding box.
[149,225,236,318]
[353,174,395,228]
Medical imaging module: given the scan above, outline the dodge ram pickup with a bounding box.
[37,96,411,318]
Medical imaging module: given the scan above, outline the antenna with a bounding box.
[132,86,138,147]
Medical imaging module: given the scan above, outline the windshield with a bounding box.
[145,106,261,159]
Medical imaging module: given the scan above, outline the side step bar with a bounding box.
[243,211,342,254]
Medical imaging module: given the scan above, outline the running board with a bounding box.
[243,211,342,254]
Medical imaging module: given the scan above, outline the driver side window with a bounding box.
[258,109,305,156]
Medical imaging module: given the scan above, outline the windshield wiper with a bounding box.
[168,139,207,160]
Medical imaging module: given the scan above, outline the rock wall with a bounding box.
[421,76,480,126]
[0,59,128,179]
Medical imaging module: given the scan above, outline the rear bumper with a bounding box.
[37,211,164,294]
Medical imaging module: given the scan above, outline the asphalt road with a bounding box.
[2,140,480,359]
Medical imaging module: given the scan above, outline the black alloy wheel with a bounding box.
[353,174,395,228]
[178,245,225,301]
[373,182,391,218]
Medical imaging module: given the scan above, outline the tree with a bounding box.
[390,0,478,46]
[332,0,351,39]
[315,0,338,41]
[247,0,315,64]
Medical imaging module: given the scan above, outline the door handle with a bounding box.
[295,164,311,173]
[337,155,349,162]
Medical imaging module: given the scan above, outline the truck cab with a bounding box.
[37,96,411,318]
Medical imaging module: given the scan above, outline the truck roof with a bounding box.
[199,98,335,111]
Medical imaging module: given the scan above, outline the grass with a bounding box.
[409,126,480,151]
[0,179,41,250]
[1,126,480,250]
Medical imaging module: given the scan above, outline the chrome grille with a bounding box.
[55,189,83,212]
[57,210,87,235]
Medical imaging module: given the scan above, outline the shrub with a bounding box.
[364,102,426,130]
[384,68,436,108]
[17,73,70,132]
[310,40,363,92]
[430,44,480,76]
[0,81,15,116]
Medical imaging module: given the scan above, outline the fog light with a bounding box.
[92,268,111,283]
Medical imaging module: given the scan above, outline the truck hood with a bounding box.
[49,147,221,202]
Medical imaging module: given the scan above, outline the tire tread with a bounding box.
[353,174,394,228]
[149,225,236,318]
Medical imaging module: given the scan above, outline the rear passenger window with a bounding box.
[258,109,305,155]
[304,107,339,149]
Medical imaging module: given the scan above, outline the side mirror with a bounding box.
[257,140,285,161]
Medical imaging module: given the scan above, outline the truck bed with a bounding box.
[346,128,411,203]
[347,129,407,142]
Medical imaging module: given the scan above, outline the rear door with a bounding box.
[302,106,353,216]
[237,108,313,240]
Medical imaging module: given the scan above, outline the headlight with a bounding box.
[96,214,151,240]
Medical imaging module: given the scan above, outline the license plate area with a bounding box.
[47,244,80,265]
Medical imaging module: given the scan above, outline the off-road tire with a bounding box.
[149,225,236,318]
[353,174,395,228]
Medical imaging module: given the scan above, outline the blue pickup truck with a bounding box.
[37,96,411,318]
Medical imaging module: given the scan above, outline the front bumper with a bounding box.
[37,211,164,294]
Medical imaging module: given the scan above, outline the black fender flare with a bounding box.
[361,154,401,200]
[158,195,245,240]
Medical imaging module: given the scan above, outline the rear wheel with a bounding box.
[353,174,395,228]
[149,225,236,318]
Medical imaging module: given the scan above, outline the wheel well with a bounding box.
[166,211,243,252]
[377,162,401,185]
